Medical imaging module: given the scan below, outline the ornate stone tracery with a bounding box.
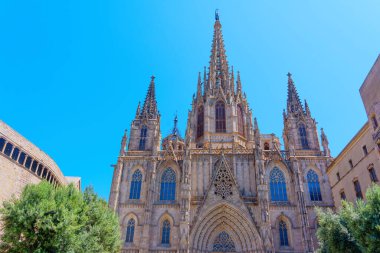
[214,160,233,199]
[213,231,236,252]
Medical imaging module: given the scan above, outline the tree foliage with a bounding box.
[0,181,121,253]
[316,184,380,253]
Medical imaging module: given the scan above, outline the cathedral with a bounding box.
[109,12,334,253]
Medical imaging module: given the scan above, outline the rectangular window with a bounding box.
[18,152,26,165]
[4,143,13,156]
[336,172,340,181]
[340,191,346,200]
[349,159,354,169]
[42,168,48,178]
[369,168,378,182]
[353,180,363,199]
[0,138,5,152]
[31,160,38,173]
[37,164,44,176]
[11,147,20,161]
[362,145,368,156]
[25,156,32,169]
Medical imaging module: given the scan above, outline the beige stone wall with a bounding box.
[0,155,41,204]
[327,122,380,208]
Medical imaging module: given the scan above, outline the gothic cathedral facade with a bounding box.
[109,13,334,253]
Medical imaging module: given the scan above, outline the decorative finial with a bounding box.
[151,75,155,81]
[215,9,219,21]
[287,72,292,78]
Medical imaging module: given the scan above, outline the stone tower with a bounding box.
[109,12,334,253]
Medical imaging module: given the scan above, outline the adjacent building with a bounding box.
[0,120,81,203]
[327,55,380,208]
[109,13,334,253]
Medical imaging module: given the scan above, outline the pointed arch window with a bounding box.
[160,168,176,201]
[307,170,322,201]
[270,168,288,202]
[161,220,171,245]
[279,220,289,246]
[237,104,245,137]
[139,125,148,150]
[213,231,236,252]
[215,101,226,133]
[129,170,142,199]
[125,218,135,243]
[299,123,309,149]
[197,106,204,138]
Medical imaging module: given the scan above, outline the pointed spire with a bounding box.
[254,117,261,147]
[230,66,235,93]
[236,71,242,94]
[141,75,159,119]
[304,99,311,116]
[286,72,303,114]
[171,114,183,139]
[135,101,141,118]
[119,129,127,156]
[208,10,229,92]
[321,128,331,156]
[197,72,202,98]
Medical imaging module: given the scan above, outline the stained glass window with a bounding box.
[126,219,135,243]
[270,168,288,202]
[197,106,204,138]
[161,220,170,245]
[298,124,309,149]
[237,104,245,137]
[215,101,226,133]
[129,169,142,199]
[213,231,236,252]
[139,125,148,150]
[279,220,289,246]
[160,168,176,201]
[307,170,322,201]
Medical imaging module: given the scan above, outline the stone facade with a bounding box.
[327,55,380,208]
[0,120,81,204]
[109,13,334,253]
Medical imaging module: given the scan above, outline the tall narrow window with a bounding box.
[279,220,289,246]
[215,101,226,133]
[4,143,13,156]
[336,172,340,181]
[139,125,147,150]
[353,180,363,199]
[362,145,368,156]
[11,147,20,161]
[161,220,171,245]
[25,156,32,169]
[160,168,176,201]
[18,152,26,165]
[372,115,378,130]
[264,142,270,151]
[129,170,142,199]
[298,123,309,149]
[369,167,378,182]
[0,137,5,152]
[213,231,236,252]
[307,170,322,201]
[340,191,346,200]
[349,159,353,169]
[197,106,204,138]
[270,168,288,202]
[237,104,245,137]
[126,219,135,243]
[31,161,38,173]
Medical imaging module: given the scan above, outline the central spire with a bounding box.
[286,72,304,115]
[207,10,230,93]
[141,75,159,119]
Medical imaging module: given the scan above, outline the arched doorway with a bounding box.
[190,204,264,252]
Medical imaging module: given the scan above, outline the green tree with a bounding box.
[0,181,121,253]
[316,184,380,253]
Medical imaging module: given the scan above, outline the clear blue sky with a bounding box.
[1,1,379,200]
